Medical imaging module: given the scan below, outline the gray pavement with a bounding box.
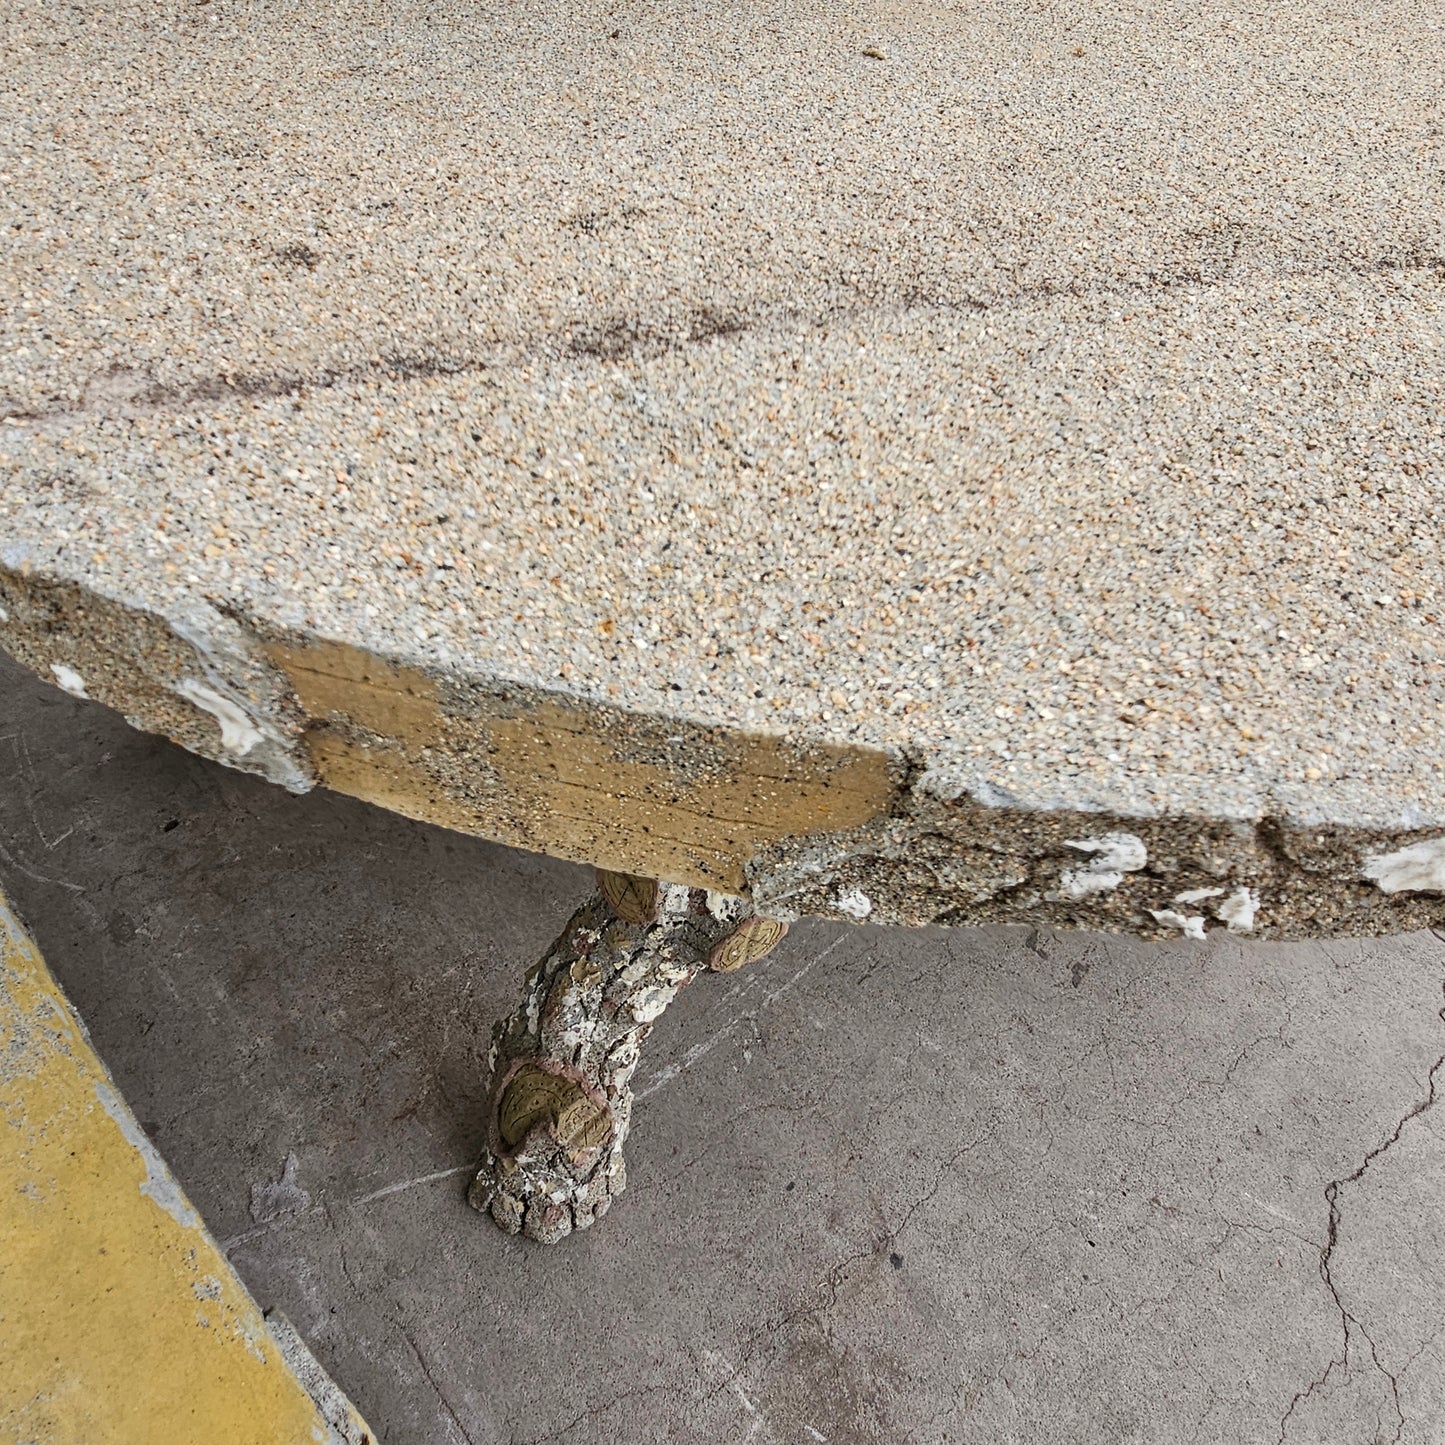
[4,652,1445,1443]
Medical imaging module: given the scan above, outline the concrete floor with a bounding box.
[3,648,1444,1445]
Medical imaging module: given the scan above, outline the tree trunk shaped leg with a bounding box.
[467,873,787,1243]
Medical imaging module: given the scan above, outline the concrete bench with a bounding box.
[3,0,1443,1240]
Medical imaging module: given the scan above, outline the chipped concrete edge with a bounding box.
[3,560,1445,941]
[93,1080,204,1231]
[0,553,313,793]
[264,1311,376,1445]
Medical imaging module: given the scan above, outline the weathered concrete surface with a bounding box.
[3,0,1445,937]
[0,878,372,1445]
[5,654,1445,1442]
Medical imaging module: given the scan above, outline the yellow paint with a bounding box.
[0,892,371,1445]
[268,638,898,889]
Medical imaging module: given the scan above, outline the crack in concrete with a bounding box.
[331,1215,478,1445]
[1276,972,1445,1444]
[516,1380,679,1445]
[653,1091,823,1192]
[395,1324,478,1445]
[745,1115,1002,1358]
[1201,998,1293,1091]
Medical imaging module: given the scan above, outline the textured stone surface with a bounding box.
[3,655,1445,1443]
[469,880,779,1242]
[3,0,1445,937]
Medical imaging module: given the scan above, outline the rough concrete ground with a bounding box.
[3,649,1444,1444]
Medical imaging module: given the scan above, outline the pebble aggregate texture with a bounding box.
[2,0,1444,938]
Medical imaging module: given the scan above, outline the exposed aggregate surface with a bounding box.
[2,0,1444,843]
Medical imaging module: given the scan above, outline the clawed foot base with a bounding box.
[468,1148,624,1244]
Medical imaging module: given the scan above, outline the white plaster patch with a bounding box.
[658,881,693,918]
[1057,832,1147,899]
[1363,837,1445,895]
[93,1081,202,1230]
[249,1152,311,1225]
[835,887,872,920]
[1148,909,1208,940]
[706,889,742,920]
[49,662,88,698]
[1174,887,1224,905]
[165,611,314,794]
[174,677,265,755]
[1217,886,1260,933]
[630,985,676,1022]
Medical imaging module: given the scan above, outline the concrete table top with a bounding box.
[2,0,1443,939]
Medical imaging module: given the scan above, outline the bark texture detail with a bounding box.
[467,873,786,1242]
